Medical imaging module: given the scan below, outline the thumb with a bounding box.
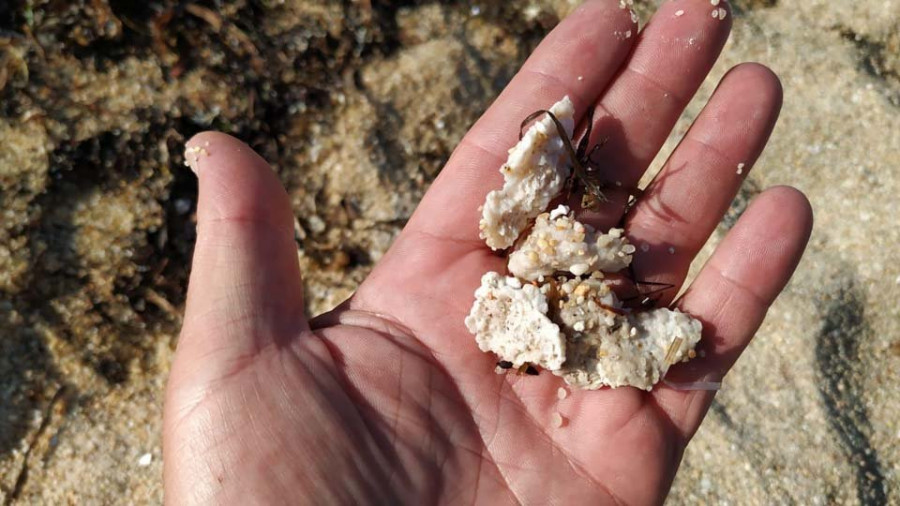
[176,132,307,380]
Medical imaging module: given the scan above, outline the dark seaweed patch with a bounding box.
[21,111,197,384]
[815,278,887,505]
[0,0,25,31]
[836,25,900,107]
[718,177,761,233]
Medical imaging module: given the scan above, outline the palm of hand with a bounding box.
[167,265,676,505]
[165,1,812,504]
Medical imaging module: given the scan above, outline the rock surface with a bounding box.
[0,0,898,503]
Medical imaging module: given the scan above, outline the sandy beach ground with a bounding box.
[0,0,897,503]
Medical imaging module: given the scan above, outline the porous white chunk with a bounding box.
[552,277,623,333]
[479,97,575,250]
[464,272,566,370]
[466,93,704,391]
[555,300,702,391]
[508,205,635,281]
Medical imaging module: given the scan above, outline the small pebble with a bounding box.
[675,9,685,17]
[138,453,153,467]
[551,412,565,428]
[711,0,720,5]
[737,163,745,175]
[577,75,584,81]
[668,246,676,255]
[570,263,590,276]
[174,198,192,215]
[183,145,210,171]
[557,387,568,400]
[640,243,650,253]
[712,9,719,19]
[717,7,727,19]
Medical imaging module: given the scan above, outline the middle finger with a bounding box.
[624,62,784,306]
[576,0,733,229]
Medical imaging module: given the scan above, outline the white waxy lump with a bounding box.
[466,273,702,390]
[464,272,566,370]
[508,205,635,281]
[466,95,703,390]
[479,96,575,250]
[554,278,702,390]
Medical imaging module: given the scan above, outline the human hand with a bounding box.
[164,1,812,504]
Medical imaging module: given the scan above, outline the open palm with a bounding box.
[164,1,812,504]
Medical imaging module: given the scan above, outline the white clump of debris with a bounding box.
[464,272,566,370]
[465,269,702,390]
[552,277,623,334]
[465,95,705,390]
[554,278,702,390]
[479,96,575,250]
[508,205,636,280]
